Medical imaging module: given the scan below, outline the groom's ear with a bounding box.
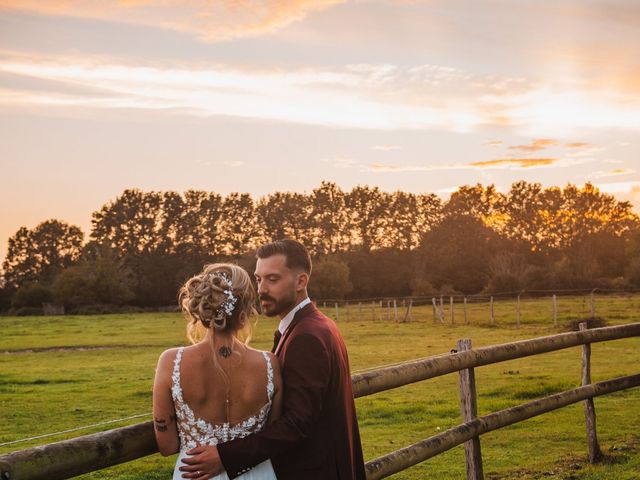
[295,272,309,292]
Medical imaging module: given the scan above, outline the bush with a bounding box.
[625,256,640,287]
[11,284,52,308]
[11,306,44,316]
[309,257,353,300]
[485,273,521,293]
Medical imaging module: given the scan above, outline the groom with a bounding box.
[181,239,366,479]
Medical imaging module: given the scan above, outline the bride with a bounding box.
[153,263,282,479]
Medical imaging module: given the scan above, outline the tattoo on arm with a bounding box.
[154,417,168,432]
[154,414,177,432]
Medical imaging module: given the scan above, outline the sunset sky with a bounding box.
[1,0,639,262]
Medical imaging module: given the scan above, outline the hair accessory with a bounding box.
[211,272,237,326]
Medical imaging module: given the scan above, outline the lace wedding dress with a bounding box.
[171,347,277,480]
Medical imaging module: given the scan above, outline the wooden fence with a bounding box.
[321,290,640,326]
[1,322,639,480]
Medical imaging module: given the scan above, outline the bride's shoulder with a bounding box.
[156,346,183,369]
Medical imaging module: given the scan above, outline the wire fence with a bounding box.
[317,288,640,327]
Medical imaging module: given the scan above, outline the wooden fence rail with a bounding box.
[1,322,638,480]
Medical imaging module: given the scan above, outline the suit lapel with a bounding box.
[274,302,316,356]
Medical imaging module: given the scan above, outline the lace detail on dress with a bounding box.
[171,348,274,451]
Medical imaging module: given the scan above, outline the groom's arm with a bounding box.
[218,332,331,478]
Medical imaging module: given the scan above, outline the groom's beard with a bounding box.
[260,291,297,317]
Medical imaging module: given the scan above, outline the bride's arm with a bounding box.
[267,352,283,423]
[152,349,180,456]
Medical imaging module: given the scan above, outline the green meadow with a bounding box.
[1,295,639,479]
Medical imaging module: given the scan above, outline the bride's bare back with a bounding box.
[178,342,280,424]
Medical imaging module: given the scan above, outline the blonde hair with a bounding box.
[179,263,256,345]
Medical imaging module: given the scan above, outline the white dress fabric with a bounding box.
[171,347,277,480]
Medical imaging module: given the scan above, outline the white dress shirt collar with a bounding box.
[277,297,311,334]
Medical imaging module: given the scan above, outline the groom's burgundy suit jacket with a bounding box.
[217,303,366,480]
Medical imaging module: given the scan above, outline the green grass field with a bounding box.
[1,294,639,479]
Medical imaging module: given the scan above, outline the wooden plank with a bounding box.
[579,322,603,463]
[457,339,484,480]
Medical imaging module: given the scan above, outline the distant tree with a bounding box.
[625,256,640,287]
[91,189,163,256]
[309,257,353,300]
[157,191,186,253]
[345,186,388,252]
[384,191,423,250]
[309,182,350,254]
[52,247,135,308]
[443,184,504,224]
[418,214,503,294]
[499,181,548,250]
[257,192,312,244]
[218,193,260,255]
[345,249,413,298]
[178,190,224,256]
[11,283,53,308]
[2,220,84,289]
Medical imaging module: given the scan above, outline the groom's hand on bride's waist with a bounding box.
[180,445,223,479]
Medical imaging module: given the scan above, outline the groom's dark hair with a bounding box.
[257,239,312,274]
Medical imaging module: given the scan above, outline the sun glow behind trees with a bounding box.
[1,181,639,311]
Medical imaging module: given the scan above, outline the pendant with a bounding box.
[218,345,233,358]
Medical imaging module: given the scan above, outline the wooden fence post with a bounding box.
[490,296,495,325]
[457,338,484,479]
[464,297,468,325]
[393,299,398,322]
[335,302,339,321]
[440,296,445,323]
[579,322,603,463]
[432,298,437,323]
[379,300,383,320]
[387,300,391,321]
[403,299,413,322]
[553,294,558,327]
[450,296,454,324]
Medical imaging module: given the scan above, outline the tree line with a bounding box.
[2,181,640,314]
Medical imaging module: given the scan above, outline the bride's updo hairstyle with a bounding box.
[179,263,256,345]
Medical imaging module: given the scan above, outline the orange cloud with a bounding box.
[565,142,592,149]
[470,158,557,168]
[507,138,557,153]
[0,0,344,41]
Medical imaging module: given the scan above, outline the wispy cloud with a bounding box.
[588,168,635,179]
[565,142,592,149]
[1,52,639,133]
[470,158,557,168]
[507,138,557,153]
[0,0,345,41]
[324,156,357,168]
[484,140,504,147]
[365,163,436,173]
[223,160,244,167]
